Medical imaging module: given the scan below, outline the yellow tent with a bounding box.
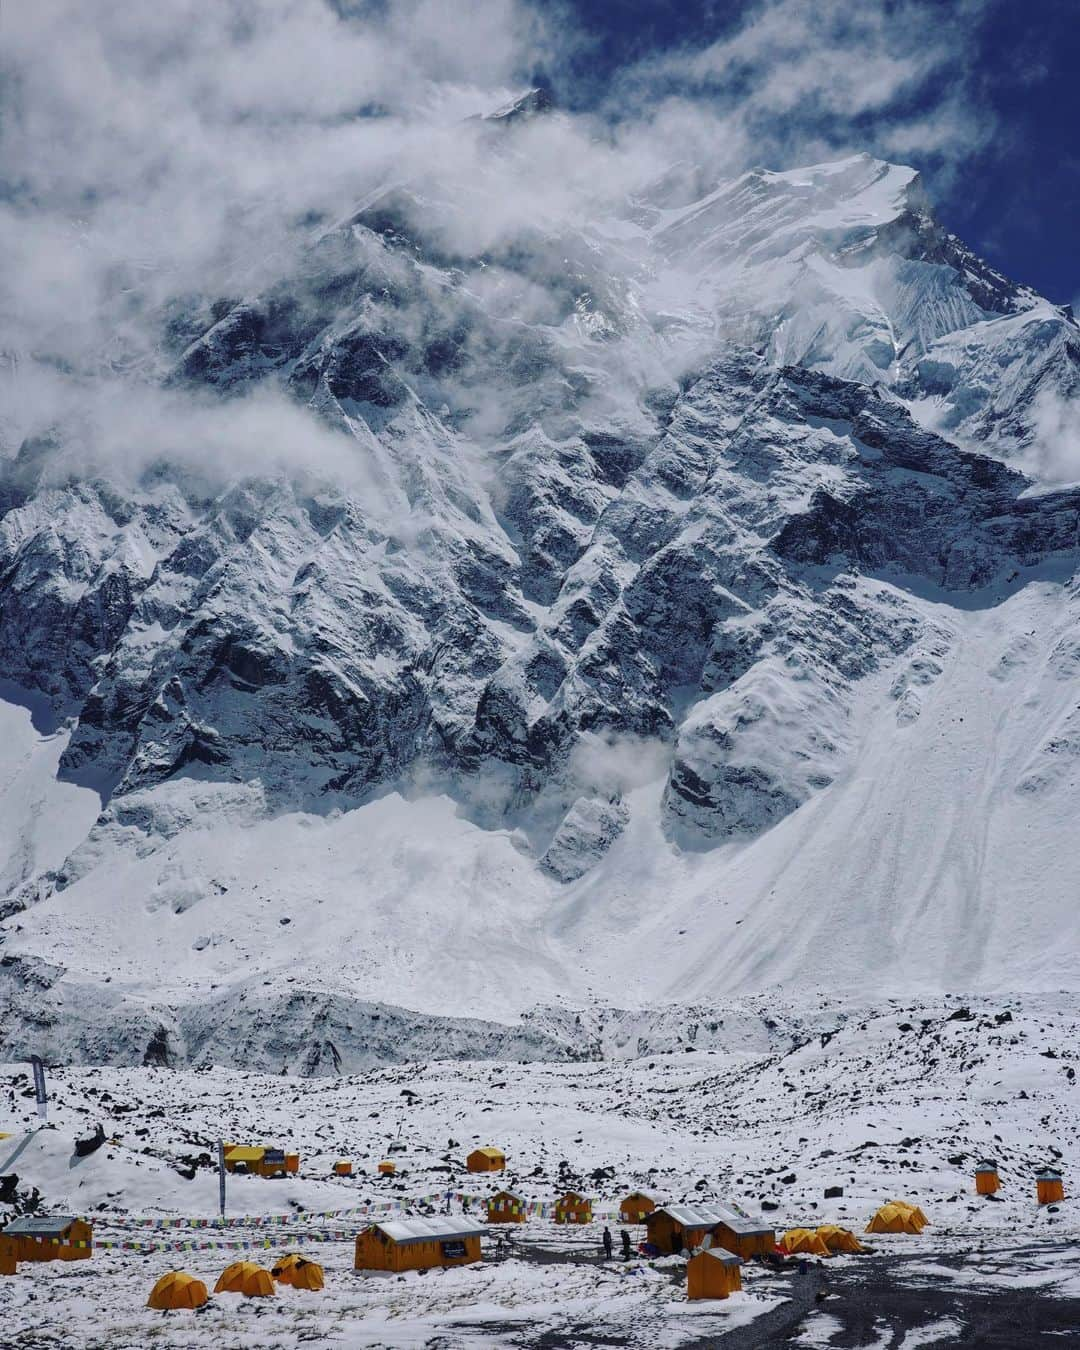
[271,1253,325,1290]
[780,1228,831,1257]
[816,1225,865,1254]
[147,1270,209,1310]
[214,1260,276,1296]
[865,1202,926,1235]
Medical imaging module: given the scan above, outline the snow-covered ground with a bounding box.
[3,993,1078,1346]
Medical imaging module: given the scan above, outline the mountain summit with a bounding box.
[0,135,1078,1070]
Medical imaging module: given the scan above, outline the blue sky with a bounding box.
[538,0,1079,310]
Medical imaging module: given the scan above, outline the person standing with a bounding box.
[620,1228,632,1260]
[602,1226,613,1260]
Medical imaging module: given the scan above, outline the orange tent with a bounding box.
[816,1225,865,1254]
[1037,1170,1064,1204]
[147,1270,209,1310]
[865,1202,927,1235]
[271,1253,325,1290]
[780,1228,831,1257]
[214,1261,275,1296]
[0,1236,16,1277]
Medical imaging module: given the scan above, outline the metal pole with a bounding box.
[218,1140,226,1221]
[30,1055,47,1123]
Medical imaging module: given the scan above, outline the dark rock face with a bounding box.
[1,150,1079,893]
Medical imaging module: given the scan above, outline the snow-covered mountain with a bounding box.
[2,94,1079,1070]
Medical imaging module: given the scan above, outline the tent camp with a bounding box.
[865,1202,928,1235]
[271,1253,324,1290]
[214,1261,276,1296]
[486,1190,526,1223]
[2,1216,92,1262]
[147,1271,209,1310]
[816,1225,865,1254]
[619,1191,661,1224]
[780,1228,831,1257]
[646,1204,774,1259]
[687,1248,742,1300]
[553,1192,592,1224]
[355,1216,486,1273]
[467,1147,505,1173]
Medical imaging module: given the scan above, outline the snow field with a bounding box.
[3,991,1080,1344]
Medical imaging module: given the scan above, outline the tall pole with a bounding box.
[218,1140,226,1221]
[29,1055,47,1123]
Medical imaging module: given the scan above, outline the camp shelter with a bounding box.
[780,1228,831,1257]
[619,1190,661,1223]
[378,1159,396,1176]
[3,1215,92,1262]
[467,1147,505,1173]
[1037,1170,1064,1204]
[285,1152,300,1174]
[865,1202,925,1235]
[271,1253,324,1290]
[214,1261,276,1296]
[975,1162,1000,1195]
[223,1146,264,1174]
[0,1235,16,1276]
[147,1270,209,1310]
[687,1248,742,1300]
[553,1192,592,1224]
[354,1216,486,1273]
[816,1225,864,1255]
[486,1190,526,1223]
[223,1145,290,1177]
[334,1161,353,1176]
[646,1204,774,1259]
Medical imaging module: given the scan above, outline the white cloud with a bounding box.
[0,0,1006,491]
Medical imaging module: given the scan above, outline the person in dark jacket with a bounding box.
[602,1226,613,1260]
[620,1228,632,1260]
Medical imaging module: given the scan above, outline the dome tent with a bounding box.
[147,1270,209,1310]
